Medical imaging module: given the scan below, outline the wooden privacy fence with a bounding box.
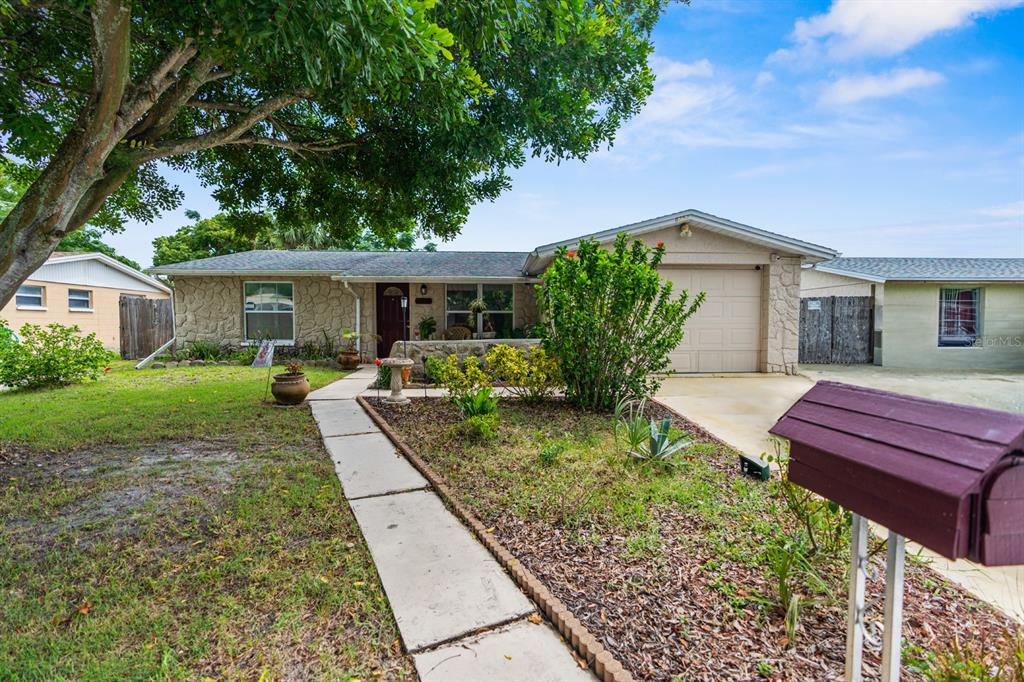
[799,295,873,364]
[119,295,173,360]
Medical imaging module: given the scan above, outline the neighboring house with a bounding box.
[1,252,171,351]
[802,258,1024,370]
[150,209,837,373]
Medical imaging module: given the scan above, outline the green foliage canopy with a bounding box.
[0,0,668,305]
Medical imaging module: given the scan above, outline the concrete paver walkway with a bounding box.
[308,367,592,679]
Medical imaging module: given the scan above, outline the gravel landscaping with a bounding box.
[371,396,1022,681]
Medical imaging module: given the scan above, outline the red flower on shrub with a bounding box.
[374,358,382,366]
[656,241,664,247]
[103,366,111,373]
[566,250,576,258]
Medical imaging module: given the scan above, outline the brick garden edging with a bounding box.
[356,396,636,682]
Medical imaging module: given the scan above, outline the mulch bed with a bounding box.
[370,397,1020,681]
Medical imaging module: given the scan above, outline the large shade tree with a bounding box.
[0,0,667,307]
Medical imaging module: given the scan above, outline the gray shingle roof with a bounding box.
[149,250,531,279]
[816,257,1024,282]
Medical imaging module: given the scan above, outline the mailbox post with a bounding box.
[770,381,1024,682]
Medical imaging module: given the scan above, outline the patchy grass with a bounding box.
[0,365,413,681]
[374,397,1020,682]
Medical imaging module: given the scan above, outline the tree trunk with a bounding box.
[0,0,133,309]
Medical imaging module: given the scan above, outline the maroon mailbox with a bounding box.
[769,381,1024,566]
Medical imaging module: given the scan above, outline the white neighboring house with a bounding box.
[1,252,171,351]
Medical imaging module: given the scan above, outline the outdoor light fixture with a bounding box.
[679,222,692,238]
[401,296,409,357]
[419,284,428,295]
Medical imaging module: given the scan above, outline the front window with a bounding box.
[244,282,294,341]
[938,288,980,347]
[445,283,514,337]
[15,285,44,308]
[68,289,92,310]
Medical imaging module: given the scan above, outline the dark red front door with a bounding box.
[375,283,409,358]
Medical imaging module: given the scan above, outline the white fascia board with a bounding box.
[48,252,172,293]
[526,209,839,270]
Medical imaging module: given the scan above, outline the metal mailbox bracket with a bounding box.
[845,513,906,682]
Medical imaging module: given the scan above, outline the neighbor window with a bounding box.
[15,285,44,308]
[938,288,980,347]
[445,283,514,337]
[68,289,92,310]
[244,282,294,342]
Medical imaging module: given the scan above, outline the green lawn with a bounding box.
[0,365,413,681]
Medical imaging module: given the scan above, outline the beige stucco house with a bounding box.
[2,252,171,351]
[150,209,837,373]
[802,258,1024,370]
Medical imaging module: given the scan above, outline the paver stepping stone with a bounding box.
[311,400,377,436]
[349,489,534,652]
[414,620,594,682]
[324,433,428,499]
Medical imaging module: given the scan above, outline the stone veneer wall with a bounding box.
[172,276,377,357]
[387,338,539,378]
[514,283,540,330]
[760,257,801,374]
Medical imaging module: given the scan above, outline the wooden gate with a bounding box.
[799,296,873,364]
[119,296,173,359]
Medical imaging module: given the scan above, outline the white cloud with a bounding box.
[976,201,1024,218]
[819,68,944,106]
[787,0,1024,60]
[754,71,775,88]
[650,56,714,80]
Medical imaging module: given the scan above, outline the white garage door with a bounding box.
[661,267,762,372]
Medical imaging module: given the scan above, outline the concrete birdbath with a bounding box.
[381,357,414,405]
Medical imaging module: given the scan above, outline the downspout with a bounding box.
[333,277,362,355]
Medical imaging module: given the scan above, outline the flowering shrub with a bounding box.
[537,234,705,410]
[0,321,115,389]
[484,344,562,403]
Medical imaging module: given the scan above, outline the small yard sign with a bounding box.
[251,340,275,368]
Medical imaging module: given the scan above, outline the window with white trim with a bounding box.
[445,283,514,337]
[244,282,294,341]
[68,288,92,310]
[938,287,980,347]
[15,285,44,308]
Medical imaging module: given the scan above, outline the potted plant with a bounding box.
[418,315,437,341]
[336,330,362,370]
[271,360,310,405]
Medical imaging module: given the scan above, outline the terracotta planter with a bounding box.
[337,350,360,370]
[401,365,412,383]
[271,372,310,405]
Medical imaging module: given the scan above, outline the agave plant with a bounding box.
[630,416,693,464]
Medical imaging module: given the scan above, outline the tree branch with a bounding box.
[128,50,218,140]
[137,91,310,161]
[224,136,359,153]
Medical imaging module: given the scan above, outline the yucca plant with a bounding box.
[454,387,499,417]
[614,396,649,454]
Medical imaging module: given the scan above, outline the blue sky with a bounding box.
[110,0,1024,267]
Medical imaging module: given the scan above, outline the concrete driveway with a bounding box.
[656,365,1024,623]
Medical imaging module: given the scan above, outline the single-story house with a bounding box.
[1,252,171,350]
[150,209,837,373]
[801,258,1024,370]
